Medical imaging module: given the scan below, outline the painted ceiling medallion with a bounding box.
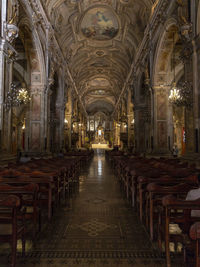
[81,7,119,40]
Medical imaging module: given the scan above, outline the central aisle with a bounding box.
[18,150,167,266]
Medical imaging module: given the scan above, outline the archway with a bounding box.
[4,28,32,155]
[153,21,185,155]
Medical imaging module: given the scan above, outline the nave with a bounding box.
[0,150,188,267]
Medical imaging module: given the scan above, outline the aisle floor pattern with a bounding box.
[0,150,182,266]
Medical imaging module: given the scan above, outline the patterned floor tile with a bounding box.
[0,152,184,266]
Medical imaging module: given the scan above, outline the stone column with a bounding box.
[193,35,200,153]
[66,114,72,149]
[17,121,23,152]
[28,86,45,154]
[66,87,72,149]
[180,41,195,156]
[0,0,7,144]
[0,0,19,152]
[153,87,171,154]
[56,103,65,151]
[0,40,6,150]
[2,50,17,153]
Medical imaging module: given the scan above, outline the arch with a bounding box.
[152,18,185,155]
[153,18,181,86]
[86,100,114,115]
[18,16,46,86]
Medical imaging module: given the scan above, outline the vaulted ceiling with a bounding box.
[42,0,155,115]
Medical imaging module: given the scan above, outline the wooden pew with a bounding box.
[0,195,25,267]
[0,177,54,221]
[137,174,197,222]
[189,222,200,267]
[146,183,197,241]
[0,183,39,235]
[161,195,200,267]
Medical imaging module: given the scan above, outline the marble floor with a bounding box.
[0,150,183,266]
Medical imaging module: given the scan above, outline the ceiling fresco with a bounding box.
[81,7,119,40]
[42,0,155,115]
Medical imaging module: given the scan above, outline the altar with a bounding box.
[91,143,109,149]
[91,124,109,149]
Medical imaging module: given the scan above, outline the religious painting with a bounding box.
[81,7,119,40]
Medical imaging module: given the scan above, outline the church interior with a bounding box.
[0,0,200,266]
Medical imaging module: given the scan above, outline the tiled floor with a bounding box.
[0,150,183,266]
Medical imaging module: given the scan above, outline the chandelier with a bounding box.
[17,83,31,104]
[4,29,31,109]
[169,83,181,103]
[169,81,192,107]
[168,33,193,107]
[4,83,31,109]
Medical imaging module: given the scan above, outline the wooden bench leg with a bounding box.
[165,208,171,267]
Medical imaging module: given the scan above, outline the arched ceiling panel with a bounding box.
[41,0,155,115]
[86,99,114,115]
